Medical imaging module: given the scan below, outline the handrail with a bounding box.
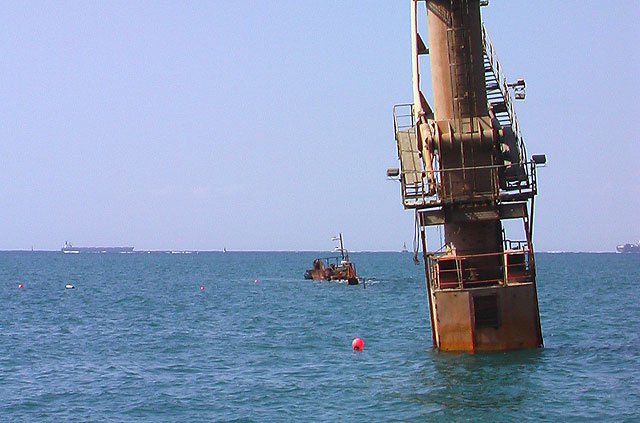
[427,247,534,290]
[430,247,530,261]
[393,104,415,134]
[398,160,538,208]
[481,24,528,171]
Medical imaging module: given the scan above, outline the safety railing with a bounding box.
[399,161,537,209]
[427,247,534,290]
[393,104,415,134]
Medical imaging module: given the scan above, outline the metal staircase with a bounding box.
[481,23,530,191]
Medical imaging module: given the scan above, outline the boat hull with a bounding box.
[62,246,134,253]
[305,234,359,285]
[304,269,359,285]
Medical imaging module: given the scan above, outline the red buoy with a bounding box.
[352,337,364,351]
[18,283,24,289]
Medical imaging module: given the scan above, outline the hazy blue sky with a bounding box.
[1,1,638,252]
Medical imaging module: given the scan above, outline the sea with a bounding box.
[1,251,638,422]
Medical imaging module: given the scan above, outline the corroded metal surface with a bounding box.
[304,258,359,285]
[393,0,543,351]
[303,234,359,285]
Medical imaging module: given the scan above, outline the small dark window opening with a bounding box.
[474,295,500,329]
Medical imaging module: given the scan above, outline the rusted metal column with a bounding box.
[426,0,488,121]
[420,0,542,351]
[393,1,543,351]
[426,0,499,256]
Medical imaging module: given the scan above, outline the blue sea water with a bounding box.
[1,251,638,422]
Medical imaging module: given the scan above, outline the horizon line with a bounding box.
[0,249,621,254]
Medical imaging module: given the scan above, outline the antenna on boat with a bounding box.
[332,233,346,261]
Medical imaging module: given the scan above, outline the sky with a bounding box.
[0,1,638,252]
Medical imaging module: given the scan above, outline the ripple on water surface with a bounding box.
[0,252,638,422]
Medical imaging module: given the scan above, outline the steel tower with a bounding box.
[389,0,545,351]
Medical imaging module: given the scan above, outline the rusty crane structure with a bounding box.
[388,0,546,351]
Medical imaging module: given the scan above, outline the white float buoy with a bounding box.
[65,283,75,289]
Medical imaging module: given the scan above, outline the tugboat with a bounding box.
[304,233,359,285]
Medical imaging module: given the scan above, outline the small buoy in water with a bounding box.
[352,337,364,351]
[65,283,75,289]
[18,283,24,289]
[255,279,259,284]
[200,285,205,291]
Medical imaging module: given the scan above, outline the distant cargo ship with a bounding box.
[62,241,134,254]
[616,241,640,253]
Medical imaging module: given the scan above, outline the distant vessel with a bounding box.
[304,233,359,285]
[401,242,409,252]
[616,241,640,253]
[62,241,134,254]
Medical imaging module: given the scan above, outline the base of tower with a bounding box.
[429,283,543,352]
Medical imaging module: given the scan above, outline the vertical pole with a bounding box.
[420,221,438,346]
[411,1,422,122]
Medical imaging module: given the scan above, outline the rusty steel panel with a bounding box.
[433,290,475,351]
[433,285,542,352]
[472,285,542,350]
